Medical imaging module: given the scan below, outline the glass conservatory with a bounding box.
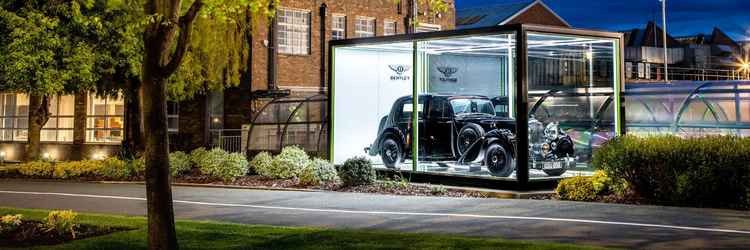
[246,94,328,157]
[328,24,624,184]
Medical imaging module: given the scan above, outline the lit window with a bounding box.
[41,95,75,142]
[384,20,397,36]
[167,101,179,133]
[355,17,375,37]
[277,8,311,55]
[86,94,124,143]
[332,15,346,40]
[0,93,28,142]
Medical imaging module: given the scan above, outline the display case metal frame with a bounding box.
[327,24,625,186]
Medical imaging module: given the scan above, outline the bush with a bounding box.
[127,157,145,176]
[17,161,54,177]
[44,210,77,238]
[194,148,248,181]
[249,152,273,177]
[299,158,340,187]
[265,146,310,179]
[338,157,376,187]
[52,160,101,179]
[594,135,750,209]
[169,151,192,177]
[189,147,209,167]
[98,158,131,180]
[0,214,23,233]
[556,176,598,201]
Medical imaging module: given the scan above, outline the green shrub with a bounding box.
[249,152,273,176]
[17,161,54,177]
[98,157,131,180]
[556,176,598,201]
[594,135,750,209]
[338,157,375,187]
[0,214,23,233]
[194,148,248,181]
[189,147,209,167]
[52,160,101,179]
[169,151,193,177]
[299,158,340,187]
[265,146,310,179]
[44,210,77,238]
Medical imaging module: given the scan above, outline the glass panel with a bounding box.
[331,41,414,169]
[526,32,618,179]
[416,33,518,179]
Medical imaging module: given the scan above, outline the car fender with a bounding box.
[484,129,516,159]
[372,127,407,156]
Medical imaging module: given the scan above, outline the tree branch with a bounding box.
[160,0,204,77]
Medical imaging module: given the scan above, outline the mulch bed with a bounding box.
[0,220,128,248]
[335,183,490,198]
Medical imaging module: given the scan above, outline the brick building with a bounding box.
[0,0,456,161]
[455,0,570,29]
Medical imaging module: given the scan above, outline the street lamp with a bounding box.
[659,0,669,82]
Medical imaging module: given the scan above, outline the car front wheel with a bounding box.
[485,143,513,177]
[380,138,402,169]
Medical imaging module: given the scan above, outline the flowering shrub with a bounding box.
[338,157,375,187]
[299,158,340,188]
[169,151,193,177]
[44,210,77,238]
[98,157,131,180]
[0,214,23,233]
[249,152,272,176]
[265,146,309,179]
[17,161,54,177]
[189,147,209,167]
[556,176,597,201]
[52,160,101,179]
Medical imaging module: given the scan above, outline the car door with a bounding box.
[426,97,454,158]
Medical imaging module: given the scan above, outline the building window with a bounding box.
[0,93,28,142]
[277,8,311,55]
[41,95,75,142]
[167,101,179,133]
[384,20,397,36]
[332,15,346,40]
[355,17,375,37]
[86,94,124,143]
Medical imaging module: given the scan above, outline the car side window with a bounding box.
[398,99,424,123]
[428,98,446,118]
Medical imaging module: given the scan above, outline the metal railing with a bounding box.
[626,63,750,82]
[208,129,243,153]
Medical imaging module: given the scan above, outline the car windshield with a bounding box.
[450,98,495,116]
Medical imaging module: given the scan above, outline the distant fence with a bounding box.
[208,129,243,153]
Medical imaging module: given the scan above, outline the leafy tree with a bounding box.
[0,0,100,160]
[140,0,276,248]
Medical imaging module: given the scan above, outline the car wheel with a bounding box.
[543,168,567,176]
[380,138,402,169]
[485,143,513,177]
[456,123,484,162]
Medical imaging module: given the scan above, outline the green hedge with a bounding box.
[594,135,750,209]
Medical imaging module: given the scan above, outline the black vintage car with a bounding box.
[365,94,575,177]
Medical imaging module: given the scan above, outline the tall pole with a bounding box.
[661,0,669,82]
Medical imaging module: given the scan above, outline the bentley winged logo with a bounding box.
[437,66,458,78]
[388,64,412,75]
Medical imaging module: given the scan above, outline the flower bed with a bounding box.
[0,211,129,248]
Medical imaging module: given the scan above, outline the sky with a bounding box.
[456,0,750,41]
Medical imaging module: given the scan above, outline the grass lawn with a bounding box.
[0,207,612,250]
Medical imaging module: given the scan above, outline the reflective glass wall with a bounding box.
[525,32,620,179]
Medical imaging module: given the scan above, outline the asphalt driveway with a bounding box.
[0,180,748,249]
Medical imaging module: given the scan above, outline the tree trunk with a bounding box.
[141,68,177,250]
[122,77,144,159]
[26,94,50,161]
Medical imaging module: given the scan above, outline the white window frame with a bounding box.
[41,95,75,142]
[355,16,376,38]
[86,94,124,144]
[0,93,28,142]
[384,20,397,36]
[277,8,311,55]
[332,14,346,40]
[167,101,179,133]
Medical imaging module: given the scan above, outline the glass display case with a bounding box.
[329,24,624,184]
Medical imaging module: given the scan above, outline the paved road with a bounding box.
[1,180,749,249]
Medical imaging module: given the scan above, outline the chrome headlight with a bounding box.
[544,122,560,139]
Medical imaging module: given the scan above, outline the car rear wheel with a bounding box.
[485,143,513,177]
[380,138,402,169]
[456,123,484,162]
